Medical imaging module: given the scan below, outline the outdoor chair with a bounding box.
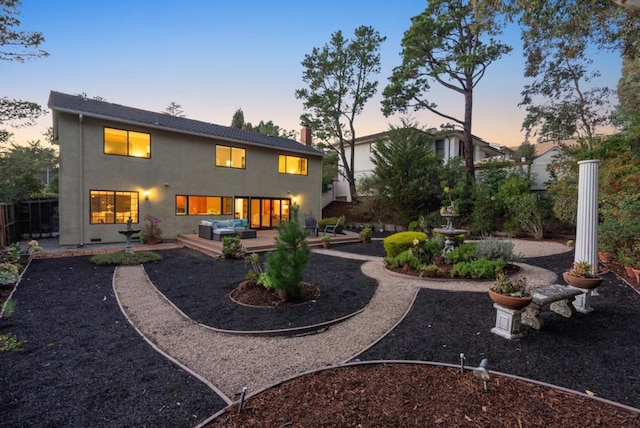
[304,216,319,237]
[323,215,344,236]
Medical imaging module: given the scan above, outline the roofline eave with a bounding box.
[49,107,323,158]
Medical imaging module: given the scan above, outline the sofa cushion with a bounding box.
[213,220,231,229]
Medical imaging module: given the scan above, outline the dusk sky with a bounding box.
[3,1,622,148]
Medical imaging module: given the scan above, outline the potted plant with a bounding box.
[489,273,533,310]
[359,225,373,243]
[321,235,331,248]
[140,214,163,244]
[562,261,603,289]
[488,273,533,310]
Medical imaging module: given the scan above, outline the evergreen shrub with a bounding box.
[384,249,423,270]
[383,231,427,258]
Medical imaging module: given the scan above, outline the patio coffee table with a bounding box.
[237,229,257,239]
[212,229,237,241]
[212,228,257,241]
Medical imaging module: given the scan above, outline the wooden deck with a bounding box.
[177,229,361,257]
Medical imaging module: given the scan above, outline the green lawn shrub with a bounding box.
[384,249,423,270]
[90,251,162,265]
[450,258,506,279]
[383,231,427,258]
[222,236,246,259]
[444,242,477,264]
[419,264,444,278]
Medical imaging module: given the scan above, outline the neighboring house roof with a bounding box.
[504,140,580,159]
[532,141,560,158]
[352,128,505,156]
[47,91,322,157]
[532,139,579,158]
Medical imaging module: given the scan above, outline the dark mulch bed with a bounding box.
[331,240,387,258]
[357,252,640,410]
[0,257,227,427]
[209,363,640,427]
[208,248,640,426]
[4,242,640,426]
[145,248,378,332]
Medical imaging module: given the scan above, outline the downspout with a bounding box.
[78,114,84,247]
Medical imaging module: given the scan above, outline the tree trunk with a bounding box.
[463,87,475,183]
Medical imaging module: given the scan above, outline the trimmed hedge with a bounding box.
[383,231,427,258]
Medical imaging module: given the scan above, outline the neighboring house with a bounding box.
[332,128,507,201]
[48,91,323,246]
[506,140,577,191]
[529,141,561,191]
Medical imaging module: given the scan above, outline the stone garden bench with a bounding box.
[492,284,583,340]
[521,284,583,330]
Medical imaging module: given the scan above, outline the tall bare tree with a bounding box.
[296,25,385,202]
[382,0,511,182]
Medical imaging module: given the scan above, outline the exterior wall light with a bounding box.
[144,190,150,200]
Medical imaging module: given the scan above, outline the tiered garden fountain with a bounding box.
[433,201,469,256]
[118,216,141,255]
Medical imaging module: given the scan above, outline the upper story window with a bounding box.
[104,127,150,158]
[435,139,444,157]
[90,190,139,224]
[216,145,245,169]
[278,154,307,175]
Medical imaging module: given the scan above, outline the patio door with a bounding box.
[235,197,291,229]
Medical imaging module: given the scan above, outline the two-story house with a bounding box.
[331,128,507,201]
[48,91,323,246]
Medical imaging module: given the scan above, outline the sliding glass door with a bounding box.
[235,197,291,229]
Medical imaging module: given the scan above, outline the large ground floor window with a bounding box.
[175,195,232,216]
[90,190,139,224]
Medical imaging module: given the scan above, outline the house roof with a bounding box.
[47,91,322,157]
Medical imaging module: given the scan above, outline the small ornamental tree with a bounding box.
[264,205,310,300]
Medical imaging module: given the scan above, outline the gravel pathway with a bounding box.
[114,257,417,400]
[113,240,571,400]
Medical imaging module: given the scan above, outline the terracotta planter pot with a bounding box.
[632,268,640,283]
[322,241,330,249]
[562,272,603,289]
[625,266,635,278]
[598,252,611,263]
[488,289,533,310]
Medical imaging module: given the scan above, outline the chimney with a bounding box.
[301,124,312,146]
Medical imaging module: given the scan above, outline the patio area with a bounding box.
[177,229,362,257]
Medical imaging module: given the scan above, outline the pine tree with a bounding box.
[264,205,310,300]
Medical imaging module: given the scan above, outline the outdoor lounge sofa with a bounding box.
[198,219,254,240]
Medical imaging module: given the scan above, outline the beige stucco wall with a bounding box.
[530,149,557,191]
[56,112,322,246]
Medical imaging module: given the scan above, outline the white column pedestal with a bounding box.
[574,160,600,274]
[491,304,524,340]
[571,288,594,314]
